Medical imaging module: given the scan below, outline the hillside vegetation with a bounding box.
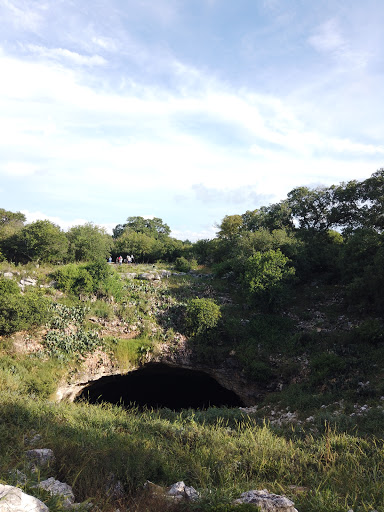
[0,170,383,511]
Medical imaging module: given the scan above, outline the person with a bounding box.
[131,254,135,264]
[127,255,131,264]
[108,256,112,263]
[118,255,123,265]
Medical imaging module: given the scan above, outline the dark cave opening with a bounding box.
[76,363,244,410]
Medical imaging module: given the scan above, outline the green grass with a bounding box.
[0,262,384,511]
[105,336,155,369]
[0,392,383,511]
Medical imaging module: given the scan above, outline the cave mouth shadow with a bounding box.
[76,363,244,411]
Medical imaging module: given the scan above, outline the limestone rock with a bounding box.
[106,473,125,500]
[8,469,27,486]
[158,270,171,278]
[167,481,185,496]
[3,272,13,278]
[167,481,199,502]
[19,278,37,287]
[0,484,49,512]
[25,448,55,468]
[37,478,75,508]
[137,273,156,280]
[234,489,298,511]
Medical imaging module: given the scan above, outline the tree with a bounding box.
[217,214,243,239]
[287,186,335,231]
[0,208,26,237]
[243,249,295,310]
[114,231,161,262]
[358,169,384,231]
[185,298,221,336]
[10,220,68,263]
[0,208,26,260]
[66,223,113,262]
[113,216,171,239]
[242,201,293,232]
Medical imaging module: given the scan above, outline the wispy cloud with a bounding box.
[308,18,371,69]
[0,0,44,31]
[25,44,107,66]
[192,184,272,206]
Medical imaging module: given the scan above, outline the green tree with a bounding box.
[358,168,384,231]
[217,214,243,239]
[287,186,335,231]
[185,298,221,336]
[114,231,160,262]
[113,216,171,239]
[0,208,26,239]
[243,249,295,310]
[161,237,185,261]
[9,220,68,263]
[0,208,26,260]
[66,223,113,262]
[242,201,293,232]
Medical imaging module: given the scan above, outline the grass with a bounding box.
[0,262,384,510]
[105,336,155,369]
[0,392,383,511]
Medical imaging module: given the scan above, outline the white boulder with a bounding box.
[0,484,48,512]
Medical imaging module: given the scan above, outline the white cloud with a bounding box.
[308,18,370,69]
[0,40,382,241]
[0,44,381,199]
[309,19,345,53]
[0,0,44,31]
[26,44,107,66]
[91,36,117,52]
[21,210,89,230]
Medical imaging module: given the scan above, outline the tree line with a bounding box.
[0,214,191,265]
[1,168,383,315]
[192,168,384,314]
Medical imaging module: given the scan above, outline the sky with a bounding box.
[1,0,384,241]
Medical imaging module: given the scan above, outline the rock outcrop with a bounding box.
[234,489,298,511]
[0,484,49,512]
[37,478,75,508]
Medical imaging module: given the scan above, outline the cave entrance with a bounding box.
[76,363,244,410]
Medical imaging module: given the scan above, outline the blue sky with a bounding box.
[1,0,383,240]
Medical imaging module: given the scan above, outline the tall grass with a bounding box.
[0,391,383,511]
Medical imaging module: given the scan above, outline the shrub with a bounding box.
[53,264,87,293]
[185,298,221,336]
[0,278,51,335]
[351,318,384,346]
[310,352,347,386]
[242,249,295,310]
[174,256,192,272]
[53,261,122,299]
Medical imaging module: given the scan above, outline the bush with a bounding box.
[351,318,384,346]
[53,264,87,293]
[185,298,221,336]
[242,249,295,310]
[0,278,51,335]
[310,352,347,386]
[53,261,122,299]
[174,256,192,272]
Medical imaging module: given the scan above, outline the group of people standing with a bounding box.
[108,255,135,265]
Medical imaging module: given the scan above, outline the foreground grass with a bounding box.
[0,391,383,512]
